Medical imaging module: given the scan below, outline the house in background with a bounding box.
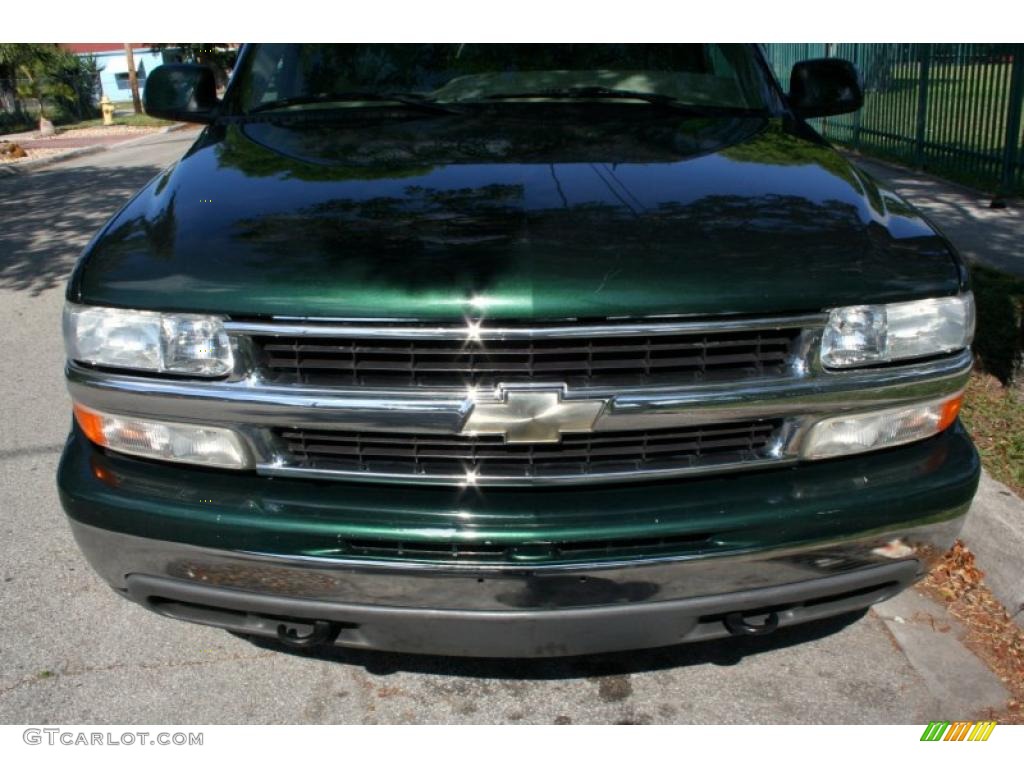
[63,44,177,102]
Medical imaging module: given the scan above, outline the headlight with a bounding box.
[820,294,974,369]
[73,404,250,469]
[63,304,233,377]
[801,393,963,460]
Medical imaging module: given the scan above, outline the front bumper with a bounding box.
[59,423,980,657]
[74,521,931,656]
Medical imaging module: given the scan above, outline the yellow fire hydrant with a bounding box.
[100,95,115,126]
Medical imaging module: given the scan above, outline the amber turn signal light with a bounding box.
[71,402,250,469]
[937,393,964,432]
[73,403,109,447]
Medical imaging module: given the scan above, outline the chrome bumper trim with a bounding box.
[69,515,965,612]
[66,350,972,485]
[66,350,971,433]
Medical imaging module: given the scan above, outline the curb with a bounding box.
[961,471,1024,627]
[0,123,193,178]
[873,589,1010,714]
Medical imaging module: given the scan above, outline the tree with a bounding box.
[0,43,53,115]
[0,44,98,123]
[47,49,99,120]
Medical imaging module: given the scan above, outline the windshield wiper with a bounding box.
[247,92,461,116]
[472,87,765,116]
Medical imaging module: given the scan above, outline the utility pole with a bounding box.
[124,44,142,114]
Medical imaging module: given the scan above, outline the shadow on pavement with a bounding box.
[0,161,166,296]
[239,609,869,680]
[847,154,1024,279]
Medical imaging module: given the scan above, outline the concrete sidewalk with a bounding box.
[11,133,150,150]
[845,151,1024,278]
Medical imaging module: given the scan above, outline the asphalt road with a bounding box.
[0,131,1009,723]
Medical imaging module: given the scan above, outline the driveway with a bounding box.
[0,131,1010,723]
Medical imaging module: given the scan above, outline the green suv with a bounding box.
[58,44,979,657]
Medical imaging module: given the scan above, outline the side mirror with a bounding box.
[788,58,863,118]
[143,64,219,124]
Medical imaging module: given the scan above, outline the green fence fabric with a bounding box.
[763,44,1024,195]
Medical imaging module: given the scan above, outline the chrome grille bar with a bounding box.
[224,313,827,340]
[276,419,782,481]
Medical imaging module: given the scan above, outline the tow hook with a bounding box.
[724,610,780,636]
[275,619,339,648]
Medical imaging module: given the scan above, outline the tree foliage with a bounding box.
[0,43,98,123]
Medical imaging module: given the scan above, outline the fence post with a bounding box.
[852,43,862,151]
[996,44,1024,203]
[914,44,932,168]
[821,43,833,137]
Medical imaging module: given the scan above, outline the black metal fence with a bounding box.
[764,43,1024,195]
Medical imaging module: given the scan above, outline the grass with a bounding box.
[958,265,1024,496]
[875,62,1014,151]
[3,107,172,137]
[61,112,174,130]
[961,373,1024,496]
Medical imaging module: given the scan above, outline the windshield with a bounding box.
[233,44,770,114]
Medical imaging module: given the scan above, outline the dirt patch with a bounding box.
[918,540,1024,723]
[0,142,28,159]
[597,674,633,702]
[0,146,65,164]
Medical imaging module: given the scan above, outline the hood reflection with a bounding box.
[72,111,960,320]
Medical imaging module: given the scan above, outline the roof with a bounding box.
[63,44,154,55]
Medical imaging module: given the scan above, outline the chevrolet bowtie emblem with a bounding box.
[461,388,607,444]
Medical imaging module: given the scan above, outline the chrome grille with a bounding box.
[274,419,782,480]
[252,328,801,388]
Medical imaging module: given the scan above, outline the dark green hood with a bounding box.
[69,112,961,320]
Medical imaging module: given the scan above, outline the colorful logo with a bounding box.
[920,721,997,741]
